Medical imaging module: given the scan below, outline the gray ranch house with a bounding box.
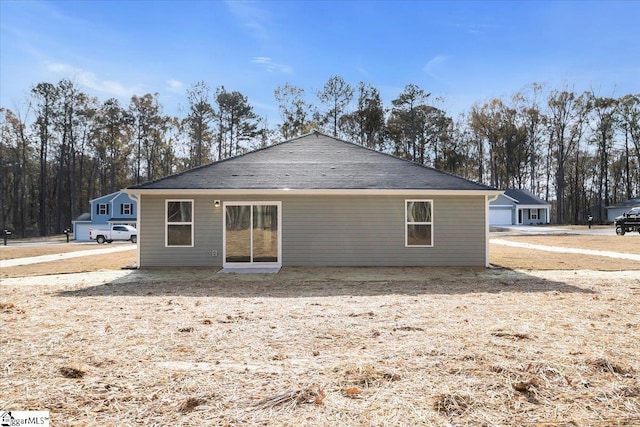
[489,189,551,226]
[125,133,501,270]
[605,197,640,222]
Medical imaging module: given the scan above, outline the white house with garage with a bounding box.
[489,189,550,226]
[605,197,640,222]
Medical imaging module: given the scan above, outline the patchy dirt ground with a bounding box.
[2,234,639,278]
[493,234,640,255]
[0,250,136,278]
[489,234,640,271]
[1,268,639,426]
[2,235,639,425]
[0,241,133,260]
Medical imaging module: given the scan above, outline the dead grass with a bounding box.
[0,242,126,260]
[494,234,640,255]
[489,242,640,270]
[2,233,639,279]
[1,268,639,425]
[1,234,639,423]
[0,250,137,278]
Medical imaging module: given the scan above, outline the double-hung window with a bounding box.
[166,200,194,247]
[405,200,433,247]
[98,203,108,215]
[121,203,132,216]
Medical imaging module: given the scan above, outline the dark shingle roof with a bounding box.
[606,198,640,209]
[504,189,549,205]
[129,132,494,191]
[73,212,91,221]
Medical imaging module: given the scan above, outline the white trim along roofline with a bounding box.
[89,191,121,204]
[499,193,520,203]
[124,188,503,197]
[516,204,551,209]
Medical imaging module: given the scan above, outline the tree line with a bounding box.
[1,76,638,237]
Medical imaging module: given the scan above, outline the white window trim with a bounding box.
[405,199,434,248]
[122,203,132,215]
[165,199,194,247]
[222,201,282,268]
[98,203,108,215]
[530,209,538,220]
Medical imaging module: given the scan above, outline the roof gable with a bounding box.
[504,189,549,206]
[606,197,640,209]
[491,194,518,206]
[128,132,495,191]
[90,191,121,204]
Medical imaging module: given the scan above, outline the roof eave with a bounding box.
[123,188,503,196]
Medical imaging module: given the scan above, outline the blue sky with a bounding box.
[1,0,639,123]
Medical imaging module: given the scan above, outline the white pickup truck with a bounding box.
[89,225,138,244]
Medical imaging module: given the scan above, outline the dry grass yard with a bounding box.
[489,237,640,271]
[1,233,639,425]
[493,234,640,255]
[0,242,113,260]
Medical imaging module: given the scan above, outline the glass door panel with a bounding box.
[225,205,251,263]
[252,205,278,262]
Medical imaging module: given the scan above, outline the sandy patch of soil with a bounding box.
[1,268,638,425]
[0,251,137,278]
[493,234,640,255]
[489,234,640,270]
[0,242,130,260]
[489,242,640,270]
[3,233,640,277]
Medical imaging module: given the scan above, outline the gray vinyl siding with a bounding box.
[139,194,486,267]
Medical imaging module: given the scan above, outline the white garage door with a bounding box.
[73,223,92,241]
[490,208,512,225]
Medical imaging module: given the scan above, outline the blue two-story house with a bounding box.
[72,191,137,241]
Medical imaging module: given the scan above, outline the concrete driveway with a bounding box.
[491,225,618,236]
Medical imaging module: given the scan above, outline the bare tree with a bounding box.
[547,90,590,223]
[317,75,353,137]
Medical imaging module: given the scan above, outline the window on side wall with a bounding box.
[166,200,194,247]
[121,203,132,215]
[98,203,108,215]
[405,200,433,247]
[530,210,538,220]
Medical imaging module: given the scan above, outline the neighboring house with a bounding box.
[125,132,501,269]
[72,191,137,241]
[605,197,640,222]
[489,189,551,226]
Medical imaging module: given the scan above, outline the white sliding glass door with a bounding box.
[223,202,281,267]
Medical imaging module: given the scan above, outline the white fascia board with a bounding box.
[89,190,121,203]
[517,204,551,209]
[500,194,519,203]
[124,188,503,197]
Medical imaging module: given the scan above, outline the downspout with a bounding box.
[128,192,141,269]
[486,194,500,268]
